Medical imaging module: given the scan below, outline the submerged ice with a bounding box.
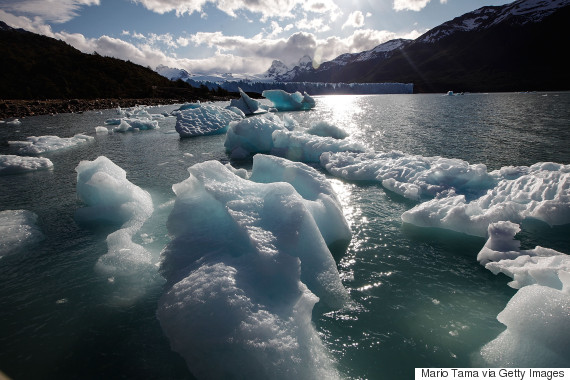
[0,210,44,258]
[157,155,350,379]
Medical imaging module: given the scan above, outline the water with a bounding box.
[1,92,569,379]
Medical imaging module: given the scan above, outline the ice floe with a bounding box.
[157,157,348,379]
[0,154,53,175]
[0,210,44,258]
[229,87,266,115]
[8,134,94,155]
[306,121,348,139]
[175,104,244,138]
[262,89,315,111]
[477,222,569,367]
[75,156,154,278]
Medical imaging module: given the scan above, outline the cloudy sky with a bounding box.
[0,0,512,76]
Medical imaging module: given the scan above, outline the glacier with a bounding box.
[0,154,53,175]
[0,210,44,258]
[157,156,350,379]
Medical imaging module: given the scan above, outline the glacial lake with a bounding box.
[1,92,569,379]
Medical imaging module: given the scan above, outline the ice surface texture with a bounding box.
[8,134,94,155]
[262,89,316,111]
[477,222,569,367]
[0,154,53,175]
[229,87,265,115]
[158,155,349,379]
[0,210,44,258]
[75,156,154,275]
[175,104,244,138]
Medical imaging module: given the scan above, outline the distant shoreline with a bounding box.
[0,97,235,120]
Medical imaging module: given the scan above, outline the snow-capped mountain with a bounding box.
[156,64,192,81]
[418,0,570,43]
[262,60,290,81]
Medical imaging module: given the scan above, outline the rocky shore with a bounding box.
[0,96,234,120]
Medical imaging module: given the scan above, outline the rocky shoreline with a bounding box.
[0,96,234,120]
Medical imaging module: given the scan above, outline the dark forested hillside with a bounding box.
[0,22,222,100]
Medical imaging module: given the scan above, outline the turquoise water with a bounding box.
[1,92,569,379]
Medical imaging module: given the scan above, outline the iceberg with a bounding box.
[262,89,315,111]
[477,222,570,367]
[401,162,570,237]
[320,151,495,201]
[8,134,94,155]
[229,87,265,115]
[0,210,44,258]
[175,104,244,138]
[0,154,53,175]
[224,114,288,159]
[111,118,159,132]
[157,158,349,379]
[75,156,154,278]
[272,131,365,162]
[306,121,348,139]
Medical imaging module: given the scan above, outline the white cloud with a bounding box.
[295,16,330,33]
[393,0,431,12]
[342,10,365,30]
[0,0,99,23]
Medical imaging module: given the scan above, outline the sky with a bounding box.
[0,0,514,76]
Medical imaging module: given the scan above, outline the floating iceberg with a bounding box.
[105,105,163,131]
[0,210,44,258]
[477,222,570,367]
[0,154,53,175]
[111,118,159,132]
[321,151,494,201]
[224,114,288,159]
[262,89,315,111]
[175,104,244,138]
[273,131,365,162]
[229,87,265,115]
[306,121,348,139]
[8,134,94,155]
[157,158,348,379]
[75,156,154,277]
[4,118,22,126]
[401,162,570,237]
[95,126,110,134]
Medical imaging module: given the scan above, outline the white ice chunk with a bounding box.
[175,104,244,138]
[321,151,495,201]
[8,134,94,155]
[0,154,53,175]
[95,126,109,134]
[401,162,570,236]
[273,131,365,162]
[5,119,21,126]
[0,210,44,258]
[112,118,159,132]
[479,278,570,367]
[306,121,348,139]
[229,87,265,115]
[158,159,348,379]
[262,89,316,111]
[75,156,154,276]
[477,221,569,289]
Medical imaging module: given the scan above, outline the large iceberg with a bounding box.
[175,104,244,138]
[401,162,570,237]
[0,154,53,175]
[8,134,94,155]
[75,156,154,278]
[0,210,44,258]
[262,89,315,111]
[157,157,349,379]
[225,115,364,161]
[476,222,570,367]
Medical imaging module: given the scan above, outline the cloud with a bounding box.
[393,0,431,12]
[342,11,365,30]
[132,0,340,20]
[0,0,99,23]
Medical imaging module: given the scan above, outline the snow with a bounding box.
[175,104,244,138]
[8,134,94,155]
[157,158,348,379]
[0,210,44,258]
[306,121,349,139]
[401,162,570,237]
[74,156,154,278]
[0,154,53,175]
[262,89,316,111]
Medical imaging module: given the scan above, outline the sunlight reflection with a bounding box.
[316,95,362,134]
